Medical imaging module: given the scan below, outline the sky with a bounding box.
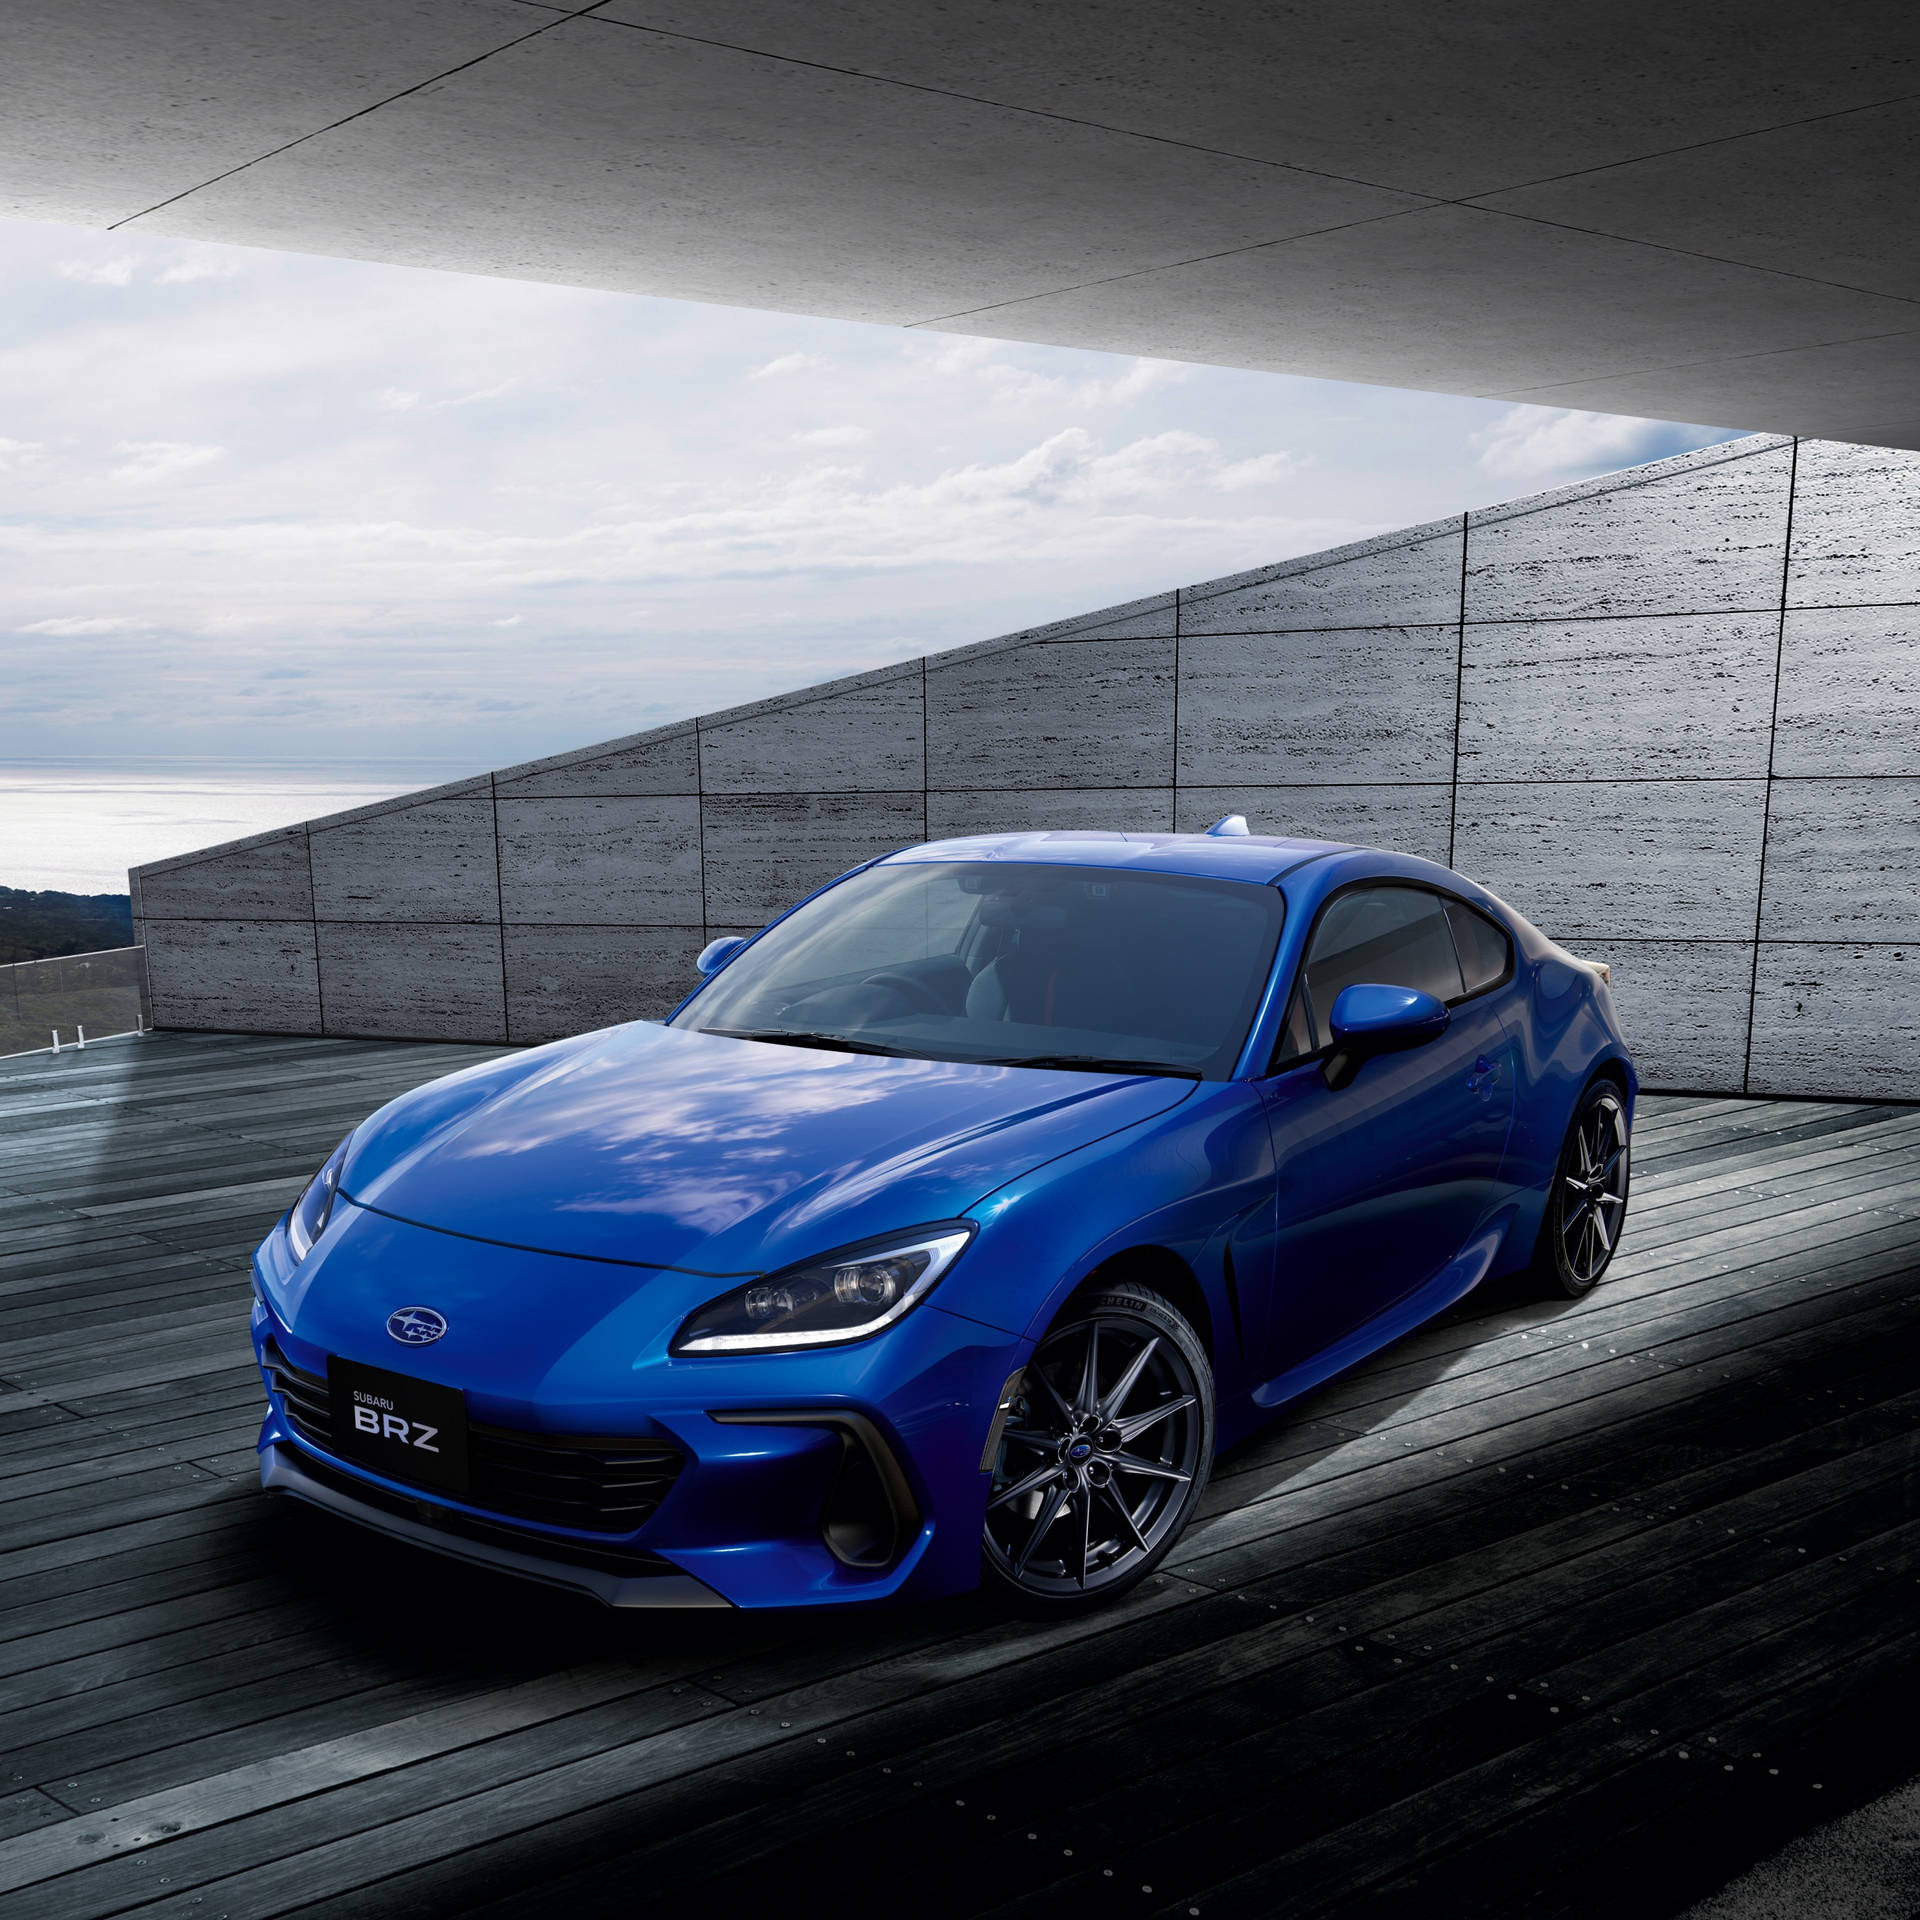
[0,213,1747,891]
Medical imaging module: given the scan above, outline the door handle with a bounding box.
[1466,1055,1497,1093]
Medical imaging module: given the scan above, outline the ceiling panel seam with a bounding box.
[580,12,1435,202]
[582,13,1920,216]
[1460,201,1920,309]
[1491,323,1920,404]
[1460,89,1920,201]
[105,2,613,233]
[909,204,1920,341]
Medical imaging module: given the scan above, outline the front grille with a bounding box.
[263,1342,683,1536]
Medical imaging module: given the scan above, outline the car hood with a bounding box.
[340,1021,1195,1276]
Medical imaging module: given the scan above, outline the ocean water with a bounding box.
[0,764,461,896]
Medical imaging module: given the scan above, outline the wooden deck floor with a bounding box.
[3,1032,1919,1919]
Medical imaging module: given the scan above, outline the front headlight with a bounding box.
[671,1224,975,1354]
[286,1136,351,1262]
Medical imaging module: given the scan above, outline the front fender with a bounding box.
[936,1082,1274,1400]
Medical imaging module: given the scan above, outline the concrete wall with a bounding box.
[132,433,1920,1099]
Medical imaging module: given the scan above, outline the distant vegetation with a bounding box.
[0,887,136,965]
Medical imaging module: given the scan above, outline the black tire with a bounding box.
[1538,1079,1632,1299]
[981,1281,1214,1612]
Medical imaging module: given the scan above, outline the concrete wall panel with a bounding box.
[316,923,505,1042]
[1174,784,1453,862]
[503,925,705,1044]
[1177,523,1464,633]
[309,797,500,923]
[1459,612,1777,781]
[143,920,322,1034]
[1748,944,1920,1101]
[698,673,924,794]
[928,593,1177,671]
[700,792,926,925]
[129,435,1920,1097]
[136,832,315,922]
[927,635,1175,790]
[1601,940,1756,1091]
[493,723,699,798]
[1465,442,1792,621]
[1773,605,1920,776]
[496,795,703,925]
[1452,780,1767,941]
[1759,777,1920,939]
[927,787,1174,838]
[1787,440,1920,607]
[1177,625,1458,785]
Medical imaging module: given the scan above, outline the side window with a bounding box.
[1444,898,1513,997]
[1271,983,1315,1070]
[1269,886,1463,1071]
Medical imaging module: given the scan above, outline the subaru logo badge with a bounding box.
[387,1306,447,1346]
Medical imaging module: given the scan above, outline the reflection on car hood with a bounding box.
[339,1021,1195,1273]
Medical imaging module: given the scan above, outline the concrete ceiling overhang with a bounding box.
[8,1,1920,445]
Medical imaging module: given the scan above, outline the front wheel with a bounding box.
[1539,1079,1632,1299]
[982,1282,1213,1612]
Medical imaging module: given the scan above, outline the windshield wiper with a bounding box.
[702,1027,918,1059]
[981,1054,1203,1079]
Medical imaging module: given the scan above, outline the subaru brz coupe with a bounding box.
[252,824,1635,1613]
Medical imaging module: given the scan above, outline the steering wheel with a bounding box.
[861,970,948,1014]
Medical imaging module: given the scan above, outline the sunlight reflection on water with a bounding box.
[0,763,463,894]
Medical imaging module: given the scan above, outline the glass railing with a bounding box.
[0,945,150,1060]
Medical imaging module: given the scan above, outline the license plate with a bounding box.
[328,1356,471,1496]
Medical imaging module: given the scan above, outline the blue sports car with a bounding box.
[252,824,1635,1613]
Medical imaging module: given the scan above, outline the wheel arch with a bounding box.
[1058,1244,1216,1371]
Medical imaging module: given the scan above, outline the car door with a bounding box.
[1254,884,1517,1377]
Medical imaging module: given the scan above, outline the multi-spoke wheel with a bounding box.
[1540,1080,1631,1298]
[982,1283,1213,1610]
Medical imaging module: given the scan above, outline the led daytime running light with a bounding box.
[673,1225,974,1354]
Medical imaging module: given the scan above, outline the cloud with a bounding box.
[1215,451,1298,492]
[1470,406,1679,481]
[932,348,1193,413]
[750,352,826,380]
[374,380,515,413]
[56,257,137,286]
[109,441,224,484]
[20,615,152,636]
[155,258,245,285]
[0,209,1737,793]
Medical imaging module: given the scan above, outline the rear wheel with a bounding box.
[981,1283,1213,1611]
[1539,1080,1631,1299]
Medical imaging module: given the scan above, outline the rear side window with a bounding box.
[1445,898,1513,996]
[1272,886,1463,1067]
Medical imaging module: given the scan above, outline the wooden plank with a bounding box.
[1,1034,1918,1920]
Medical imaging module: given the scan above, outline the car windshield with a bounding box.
[672,860,1285,1078]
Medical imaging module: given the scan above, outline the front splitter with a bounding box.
[260,1442,732,1609]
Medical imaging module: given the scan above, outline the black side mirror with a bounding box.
[1322,983,1450,1090]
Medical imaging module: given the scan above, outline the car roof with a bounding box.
[882,829,1349,884]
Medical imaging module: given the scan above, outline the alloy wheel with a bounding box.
[1560,1089,1630,1287]
[984,1306,1206,1600]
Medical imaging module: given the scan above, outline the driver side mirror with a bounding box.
[1322,983,1449,1090]
[695,935,748,979]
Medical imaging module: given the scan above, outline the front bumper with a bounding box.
[251,1208,1026,1609]
[261,1440,731,1608]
